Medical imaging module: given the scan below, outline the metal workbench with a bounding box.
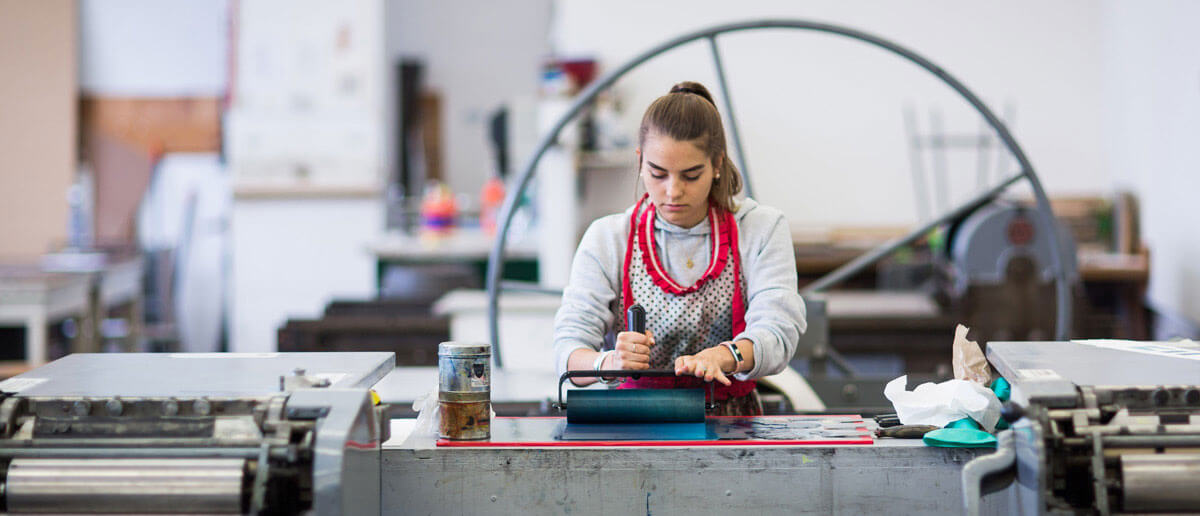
[383,419,1013,514]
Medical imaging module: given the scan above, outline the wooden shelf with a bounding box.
[233,183,382,200]
[0,360,34,380]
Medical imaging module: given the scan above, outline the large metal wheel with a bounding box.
[486,19,1071,367]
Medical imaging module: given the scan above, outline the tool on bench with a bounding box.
[874,413,902,428]
[557,370,714,424]
[875,425,940,439]
[555,304,715,425]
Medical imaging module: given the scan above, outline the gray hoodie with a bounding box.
[553,198,807,380]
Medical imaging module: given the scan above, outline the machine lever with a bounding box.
[961,429,1016,516]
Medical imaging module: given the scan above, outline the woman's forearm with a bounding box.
[566,347,606,386]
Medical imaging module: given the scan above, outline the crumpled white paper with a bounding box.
[884,375,1001,431]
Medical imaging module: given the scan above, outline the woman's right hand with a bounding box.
[611,329,655,370]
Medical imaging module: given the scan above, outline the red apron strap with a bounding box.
[728,208,746,335]
[620,194,647,317]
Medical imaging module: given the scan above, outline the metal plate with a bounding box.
[0,353,395,397]
[988,341,1200,388]
[436,416,873,447]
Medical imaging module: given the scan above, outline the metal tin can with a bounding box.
[437,342,490,440]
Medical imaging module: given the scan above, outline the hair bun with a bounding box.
[669,81,716,107]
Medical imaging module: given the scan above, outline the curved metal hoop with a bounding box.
[486,19,1072,367]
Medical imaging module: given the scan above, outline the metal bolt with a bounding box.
[1185,389,1200,406]
[105,399,123,416]
[490,495,497,502]
[162,399,179,416]
[1153,389,1171,406]
[725,490,732,497]
[71,400,90,417]
[194,399,212,416]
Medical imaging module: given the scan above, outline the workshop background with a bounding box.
[0,0,1197,372]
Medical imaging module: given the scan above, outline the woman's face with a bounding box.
[637,131,717,228]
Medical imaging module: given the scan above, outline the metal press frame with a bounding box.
[486,19,1072,367]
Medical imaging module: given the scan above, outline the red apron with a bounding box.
[617,194,755,401]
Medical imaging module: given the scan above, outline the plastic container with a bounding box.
[479,176,505,235]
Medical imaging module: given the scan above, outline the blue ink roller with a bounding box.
[556,304,711,428]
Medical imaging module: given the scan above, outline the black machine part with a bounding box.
[552,303,717,424]
[626,304,645,334]
[557,370,716,414]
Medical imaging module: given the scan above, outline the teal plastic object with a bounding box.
[559,422,712,441]
[566,389,706,424]
[992,377,1011,402]
[991,377,1012,429]
[947,418,982,430]
[923,427,997,448]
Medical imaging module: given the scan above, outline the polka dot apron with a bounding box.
[616,194,756,402]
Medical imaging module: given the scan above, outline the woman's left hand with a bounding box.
[674,349,732,386]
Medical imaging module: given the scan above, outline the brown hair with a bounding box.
[638,81,742,213]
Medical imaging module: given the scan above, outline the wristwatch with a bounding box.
[721,342,744,374]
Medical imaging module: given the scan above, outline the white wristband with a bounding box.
[593,350,619,384]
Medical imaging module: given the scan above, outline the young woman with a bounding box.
[553,81,807,416]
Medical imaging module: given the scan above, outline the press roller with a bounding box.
[5,458,248,514]
[564,389,705,424]
[556,304,713,426]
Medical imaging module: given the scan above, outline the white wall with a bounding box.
[551,0,1107,227]
[79,0,228,96]
[229,198,382,352]
[1100,0,1200,328]
[227,0,386,186]
[384,0,552,197]
[225,0,388,352]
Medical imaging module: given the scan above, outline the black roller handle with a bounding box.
[627,303,646,334]
[555,303,715,410]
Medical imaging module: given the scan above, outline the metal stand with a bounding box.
[485,19,1073,369]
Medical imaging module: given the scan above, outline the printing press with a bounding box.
[0,350,1008,514]
[0,344,1194,514]
[964,340,1200,515]
[0,352,392,515]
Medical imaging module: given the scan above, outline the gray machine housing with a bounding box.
[948,202,1078,297]
[0,352,393,515]
[967,341,1200,515]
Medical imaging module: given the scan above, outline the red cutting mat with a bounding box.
[437,415,872,447]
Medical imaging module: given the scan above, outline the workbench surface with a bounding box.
[383,419,1012,514]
